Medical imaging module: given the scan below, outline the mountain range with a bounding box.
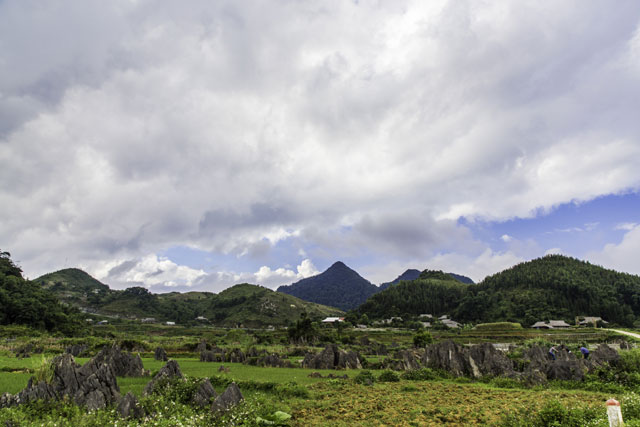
[35,268,342,327]
[19,254,640,329]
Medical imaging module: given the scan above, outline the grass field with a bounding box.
[0,326,636,425]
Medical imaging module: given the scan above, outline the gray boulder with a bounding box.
[143,360,184,396]
[154,347,168,362]
[468,343,516,377]
[211,382,243,414]
[591,344,620,365]
[117,392,145,419]
[196,339,208,352]
[200,350,224,362]
[302,344,362,370]
[422,341,469,376]
[421,341,515,378]
[226,348,246,363]
[192,378,218,408]
[65,344,88,357]
[0,353,121,411]
[545,360,586,381]
[93,345,148,377]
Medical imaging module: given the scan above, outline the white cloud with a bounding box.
[589,225,640,276]
[615,222,638,231]
[501,234,513,242]
[1,1,640,288]
[100,254,206,289]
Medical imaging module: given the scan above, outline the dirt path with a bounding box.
[606,329,640,339]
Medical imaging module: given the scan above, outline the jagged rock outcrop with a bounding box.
[143,360,184,396]
[154,347,168,362]
[591,344,620,365]
[117,392,145,419]
[246,353,294,368]
[196,339,208,352]
[422,341,470,377]
[302,344,362,370]
[192,378,218,408]
[226,348,246,363]
[65,344,88,357]
[200,350,225,362]
[211,382,243,414]
[468,343,516,377]
[0,353,120,411]
[382,350,423,371]
[422,341,515,378]
[92,345,148,377]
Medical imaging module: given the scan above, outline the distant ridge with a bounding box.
[379,269,421,290]
[34,268,342,327]
[379,269,474,290]
[277,261,378,311]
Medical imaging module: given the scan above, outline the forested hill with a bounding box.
[357,273,469,319]
[277,261,379,311]
[454,255,640,327]
[379,269,474,291]
[34,268,342,327]
[0,251,85,334]
[356,256,640,327]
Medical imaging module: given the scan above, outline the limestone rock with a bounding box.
[92,345,148,377]
[117,392,145,419]
[192,378,218,408]
[65,344,88,357]
[302,344,362,370]
[211,382,243,414]
[154,347,168,362]
[143,360,184,396]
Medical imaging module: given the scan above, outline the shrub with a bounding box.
[354,370,376,385]
[413,331,433,348]
[377,370,400,382]
[401,368,439,381]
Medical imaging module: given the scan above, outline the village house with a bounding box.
[531,320,571,329]
[321,317,344,324]
[578,316,608,327]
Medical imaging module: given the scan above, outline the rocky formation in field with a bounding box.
[196,339,209,352]
[154,347,168,361]
[211,382,243,414]
[143,360,184,396]
[420,341,515,378]
[200,347,247,363]
[117,392,145,419]
[0,353,120,411]
[92,345,148,377]
[377,341,621,384]
[246,353,295,368]
[302,344,362,369]
[65,344,88,357]
[13,343,43,358]
[192,378,218,408]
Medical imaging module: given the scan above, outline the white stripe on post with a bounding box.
[607,398,623,427]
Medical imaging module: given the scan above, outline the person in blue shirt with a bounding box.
[580,346,590,359]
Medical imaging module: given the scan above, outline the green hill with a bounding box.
[34,269,343,327]
[356,256,640,327]
[454,255,640,327]
[1,252,85,334]
[357,271,469,319]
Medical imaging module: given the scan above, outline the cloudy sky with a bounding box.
[2,0,640,293]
